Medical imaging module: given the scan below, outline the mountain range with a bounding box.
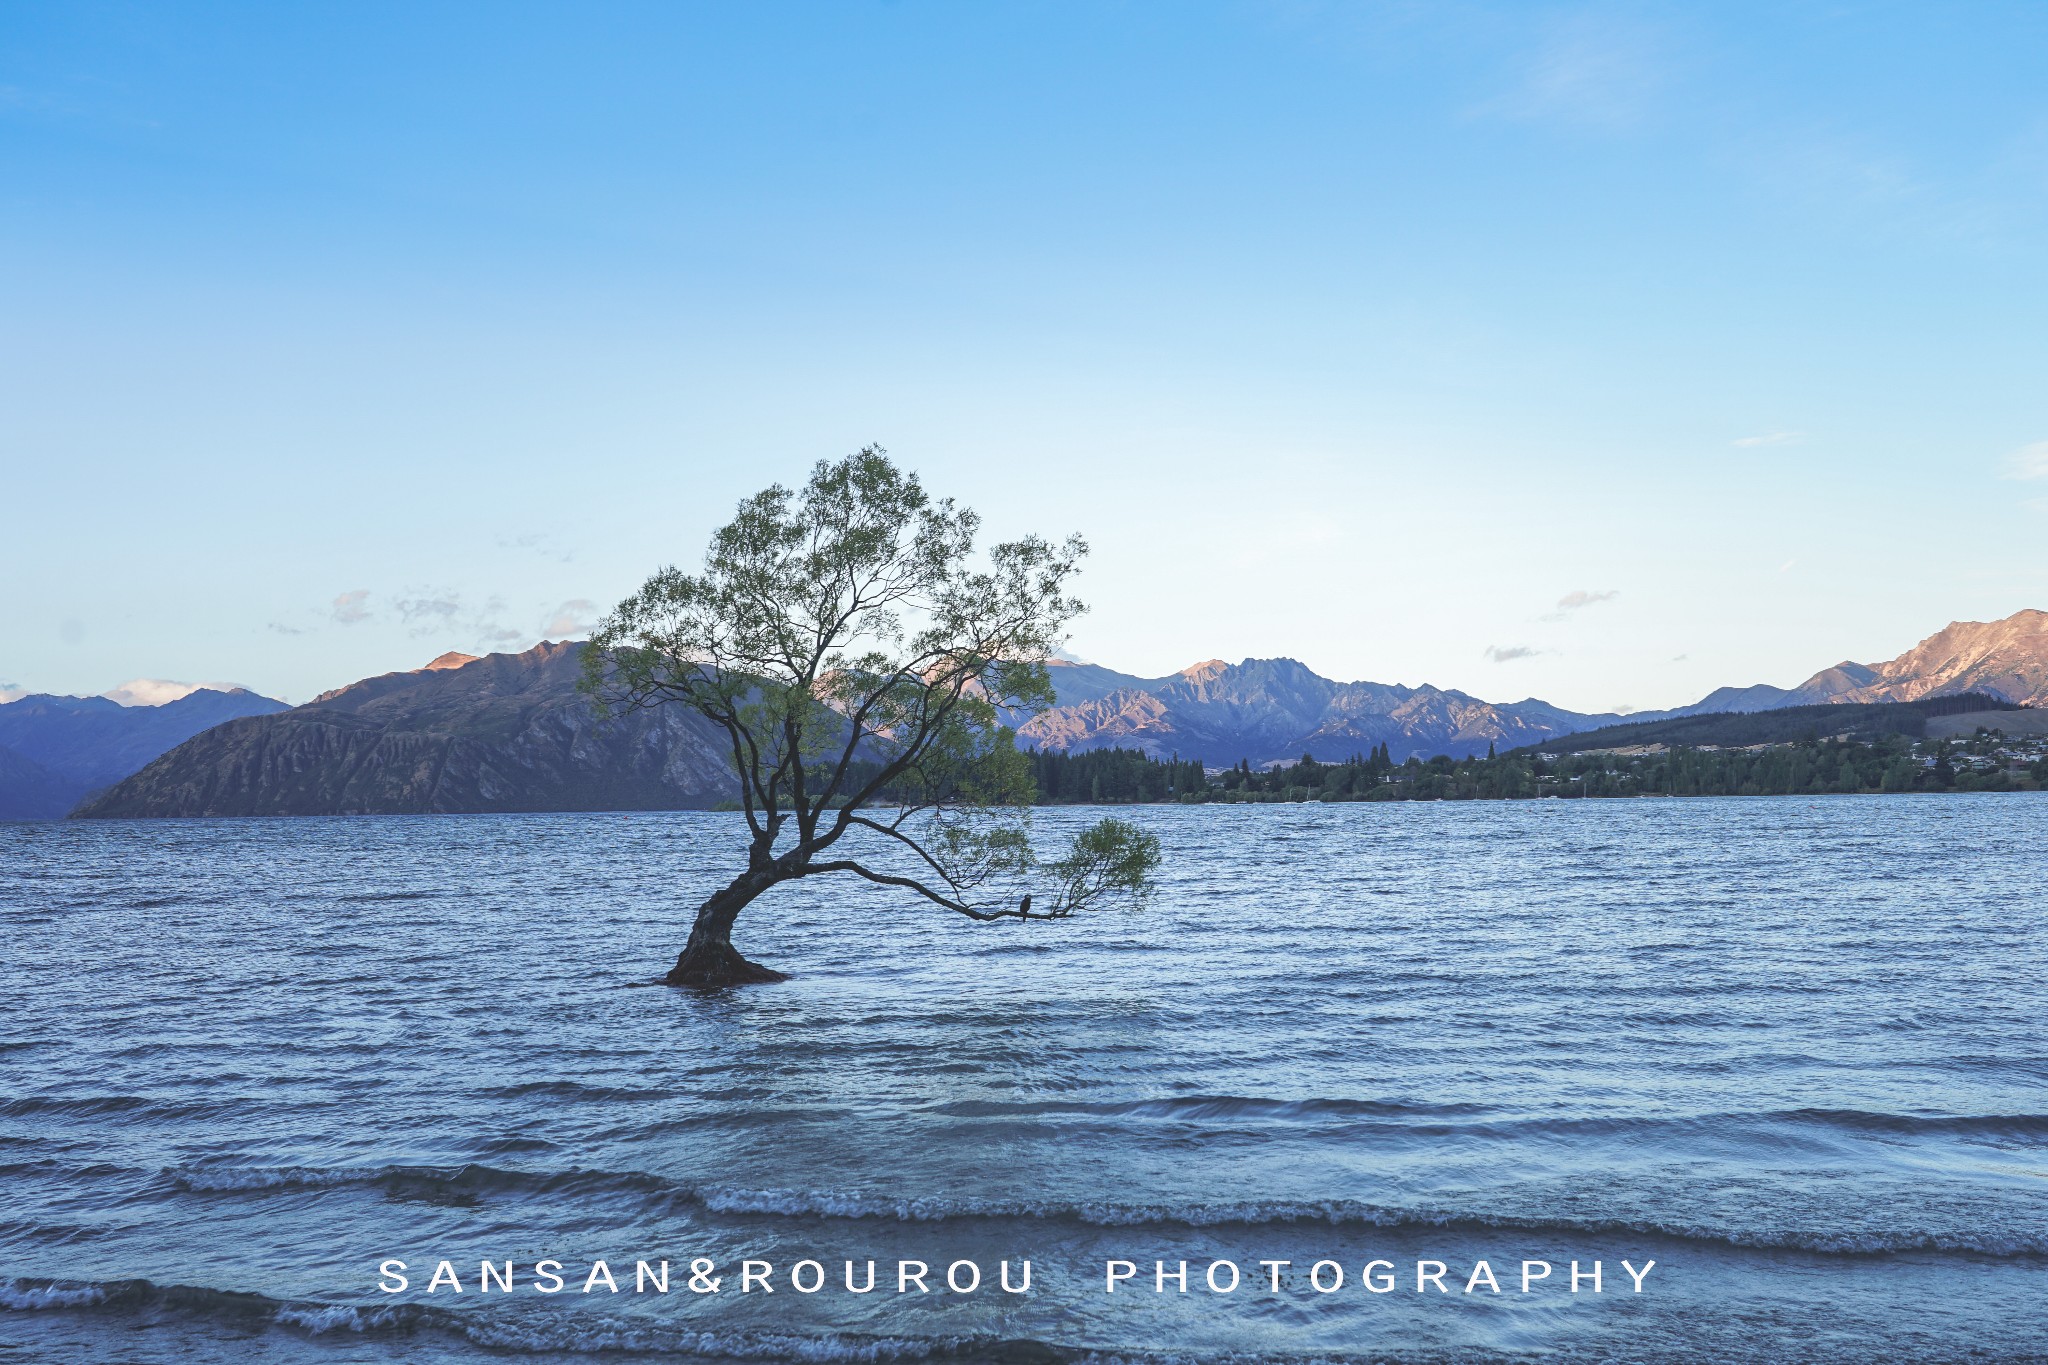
[1665,610,2048,716]
[9,607,2045,820]
[0,687,288,819]
[1020,657,1619,763]
[1018,609,2048,763]
[71,645,735,819]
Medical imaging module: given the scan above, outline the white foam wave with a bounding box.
[158,1160,2048,1258]
[0,1276,1006,1361]
[0,1282,106,1310]
[453,1320,978,1361]
[275,1302,411,1333]
[700,1186,2048,1255]
[171,1165,378,1192]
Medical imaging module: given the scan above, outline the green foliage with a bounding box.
[1183,729,2040,803]
[1028,747,1210,803]
[1043,818,1162,915]
[581,446,1159,921]
[1209,745,1400,800]
[997,721,2039,811]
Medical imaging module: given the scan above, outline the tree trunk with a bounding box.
[664,870,789,988]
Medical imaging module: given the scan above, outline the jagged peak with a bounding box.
[424,652,481,672]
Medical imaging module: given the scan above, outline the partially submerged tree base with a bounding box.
[664,942,789,988]
[586,448,1162,991]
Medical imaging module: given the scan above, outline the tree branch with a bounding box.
[801,859,1033,921]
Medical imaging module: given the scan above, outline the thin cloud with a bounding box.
[0,682,25,704]
[330,590,371,625]
[382,589,559,651]
[1733,431,1802,448]
[1744,127,2011,251]
[1540,588,1618,621]
[541,599,599,638]
[2002,441,2048,481]
[468,595,523,649]
[500,531,576,564]
[395,595,462,635]
[1476,13,1667,131]
[1485,645,1541,663]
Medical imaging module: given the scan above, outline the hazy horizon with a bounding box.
[7,606,2041,717]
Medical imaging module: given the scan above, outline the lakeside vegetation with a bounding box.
[1026,746,1210,804]
[1027,727,2048,805]
[1521,692,2020,755]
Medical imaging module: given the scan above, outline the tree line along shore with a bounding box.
[1022,728,2048,805]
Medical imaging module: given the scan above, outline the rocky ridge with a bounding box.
[74,643,736,818]
[1667,609,2048,716]
[1019,657,1621,763]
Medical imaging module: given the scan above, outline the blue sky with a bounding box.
[4,1,2046,711]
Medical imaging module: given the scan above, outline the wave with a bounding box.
[923,1095,1495,1122]
[171,1165,385,1192]
[1775,1107,2048,1138]
[0,1093,164,1119]
[0,1093,263,1122]
[19,1085,2043,1143]
[1,1277,1078,1363]
[14,1273,2047,1365]
[0,1217,112,1245]
[1,1280,107,1310]
[151,1161,2048,1257]
[477,1080,683,1103]
[688,1189,2048,1257]
[921,1096,2048,1140]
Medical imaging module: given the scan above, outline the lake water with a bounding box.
[4,797,2045,1363]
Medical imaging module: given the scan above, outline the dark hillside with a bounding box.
[1520,693,2022,755]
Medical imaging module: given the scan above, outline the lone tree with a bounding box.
[582,447,1161,987]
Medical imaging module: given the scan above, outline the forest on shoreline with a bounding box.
[1025,729,2048,805]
